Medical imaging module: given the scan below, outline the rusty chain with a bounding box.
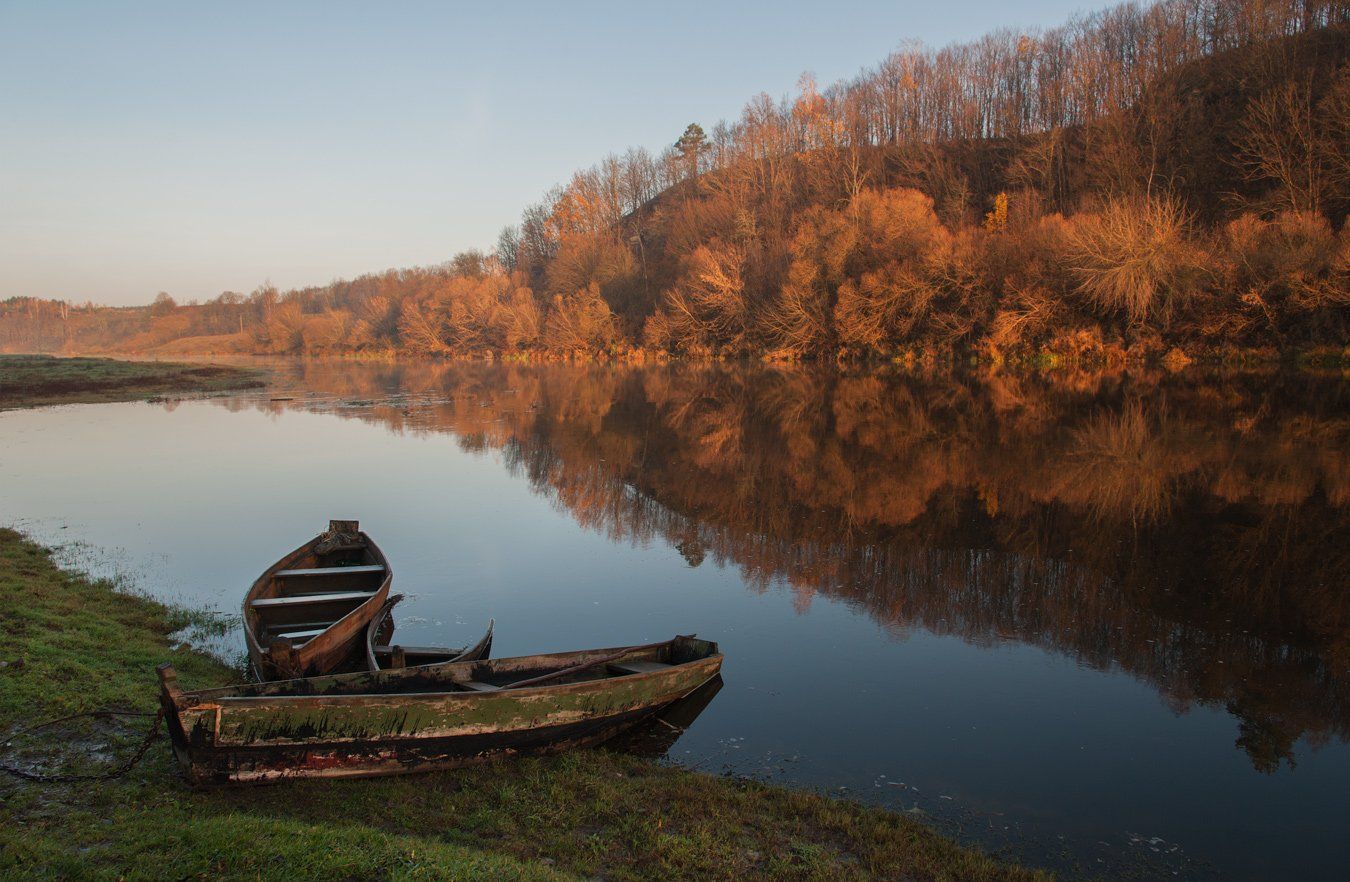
[0,708,163,784]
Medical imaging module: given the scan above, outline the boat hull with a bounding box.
[160,640,721,785]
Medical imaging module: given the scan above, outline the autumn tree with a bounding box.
[543,283,619,354]
[645,241,750,353]
[150,292,177,317]
[1064,194,1206,328]
[830,188,961,352]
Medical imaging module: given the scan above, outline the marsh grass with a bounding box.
[0,528,1047,881]
[0,354,265,410]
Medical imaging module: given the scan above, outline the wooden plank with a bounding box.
[289,586,382,597]
[502,640,670,690]
[372,645,464,657]
[608,660,673,675]
[268,625,330,637]
[267,627,328,642]
[460,680,501,692]
[274,564,384,578]
[252,591,376,609]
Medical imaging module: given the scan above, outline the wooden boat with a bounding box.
[608,674,724,758]
[364,594,494,671]
[244,520,392,680]
[156,635,722,785]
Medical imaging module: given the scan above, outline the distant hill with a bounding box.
[3,0,1346,363]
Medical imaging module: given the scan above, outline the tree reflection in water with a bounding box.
[236,359,1350,773]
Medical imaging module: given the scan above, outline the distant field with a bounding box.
[0,354,265,409]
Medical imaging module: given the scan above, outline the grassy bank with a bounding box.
[0,528,1048,881]
[0,354,266,410]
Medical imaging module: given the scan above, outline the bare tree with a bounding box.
[1238,78,1328,212]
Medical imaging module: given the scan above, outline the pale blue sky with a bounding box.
[1,1,1105,306]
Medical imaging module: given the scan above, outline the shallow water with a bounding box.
[2,359,1346,879]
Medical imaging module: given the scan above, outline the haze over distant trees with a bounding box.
[2,0,1347,361]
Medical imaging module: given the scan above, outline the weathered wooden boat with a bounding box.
[364,594,494,671]
[609,674,724,759]
[244,520,392,680]
[156,635,722,785]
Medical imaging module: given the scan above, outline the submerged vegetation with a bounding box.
[0,528,1046,880]
[1,0,1347,363]
[0,354,264,410]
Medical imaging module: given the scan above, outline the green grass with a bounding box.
[0,354,265,409]
[0,529,1049,881]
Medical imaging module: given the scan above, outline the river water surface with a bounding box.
[1,359,1346,879]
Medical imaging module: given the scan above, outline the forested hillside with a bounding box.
[3,0,1347,362]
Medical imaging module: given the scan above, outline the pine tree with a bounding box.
[675,123,709,179]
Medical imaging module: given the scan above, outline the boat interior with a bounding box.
[197,636,720,700]
[249,530,386,650]
[369,644,465,667]
[364,595,487,670]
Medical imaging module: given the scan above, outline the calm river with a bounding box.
[2,359,1346,879]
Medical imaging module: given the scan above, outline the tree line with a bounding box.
[2,0,1347,361]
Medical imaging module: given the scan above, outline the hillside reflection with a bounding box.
[227,360,1350,773]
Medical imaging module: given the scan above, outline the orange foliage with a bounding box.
[543,284,620,355]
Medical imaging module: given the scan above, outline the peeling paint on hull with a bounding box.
[178,705,677,785]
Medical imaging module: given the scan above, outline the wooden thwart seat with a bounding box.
[251,590,376,609]
[372,645,456,657]
[266,626,328,642]
[274,564,385,578]
[608,660,673,676]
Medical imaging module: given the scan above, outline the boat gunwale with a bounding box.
[181,657,722,710]
[166,639,721,709]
